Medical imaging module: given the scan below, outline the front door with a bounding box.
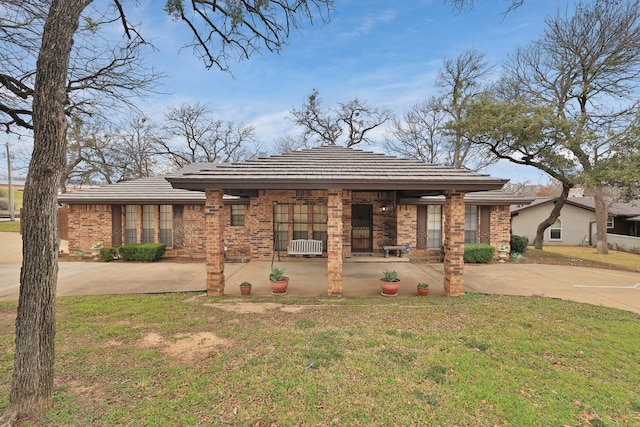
[351,204,373,252]
[479,206,491,244]
[112,205,122,247]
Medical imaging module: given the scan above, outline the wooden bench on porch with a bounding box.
[288,239,323,255]
[383,245,406,258]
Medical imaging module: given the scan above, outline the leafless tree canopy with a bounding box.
[289,89,392,147]
[386,50,495,171]
[0,1,164,133]
[384,97,445,164]
[164,0,333,71]
[159,102,259,168]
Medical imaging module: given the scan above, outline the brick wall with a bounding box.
[65,196,513,266]
[396,204,416,249]
[67,204,112,253]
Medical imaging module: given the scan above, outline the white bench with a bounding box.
[288,239,323,255]
[383,245,406,258]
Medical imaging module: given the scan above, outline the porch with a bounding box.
[223,259,446,298]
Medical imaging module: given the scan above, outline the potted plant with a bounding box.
[239,281,252,296]
[417,282,429,296]
[90,242,103,257]
[380,269,400,296]
[497,244,509,263]
[269,267,289,295]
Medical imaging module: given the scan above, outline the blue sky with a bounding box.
[2,0,571,183]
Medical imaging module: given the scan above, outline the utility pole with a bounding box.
[5,142,14,221]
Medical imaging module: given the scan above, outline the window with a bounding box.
[465,205,478,243]
[231,205,245,227]
[607,216,614,229]
[312,205,328,250]
[427,205,442,248]
[273,204,289,251]
[293,205,309,240]
[142,205,155,243]
[549,219,562,240]
[159,205,173,246]
[125,205,138,244]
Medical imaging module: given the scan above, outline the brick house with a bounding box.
[59,145,528,296]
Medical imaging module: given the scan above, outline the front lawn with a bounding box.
[0,221,20,233]
[542,246,640,271]
[1,294,638,426]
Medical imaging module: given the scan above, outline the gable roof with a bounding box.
[166,144,507,197]
[511,196,640,217]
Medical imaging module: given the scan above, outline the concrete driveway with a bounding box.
[2,232,640,314]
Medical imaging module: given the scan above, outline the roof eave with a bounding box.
[166,177,508,193]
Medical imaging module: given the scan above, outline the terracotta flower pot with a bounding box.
[417,286,429,296]
[240,285,252,296]
[380,279,400,296]
[270,277,289,295]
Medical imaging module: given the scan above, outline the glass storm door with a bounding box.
[351,204,373,252]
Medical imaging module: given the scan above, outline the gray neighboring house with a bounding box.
[511,195,640,251]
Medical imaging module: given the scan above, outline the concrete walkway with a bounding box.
[2,232,640,314]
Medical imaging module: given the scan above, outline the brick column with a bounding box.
[443,191,465,296]
[491,205,511,250]
[205,189,225,296]
[327,189,344,296]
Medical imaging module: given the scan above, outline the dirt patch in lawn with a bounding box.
[206,302,310,314]
[141,332,231,364]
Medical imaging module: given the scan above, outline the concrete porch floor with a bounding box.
[224,258,444,298]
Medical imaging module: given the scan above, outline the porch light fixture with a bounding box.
[381,205,387,212]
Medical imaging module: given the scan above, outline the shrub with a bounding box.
[99,247,118,262]
[510,235,529,254]
[464,244,495,263]
[118,243,166,262]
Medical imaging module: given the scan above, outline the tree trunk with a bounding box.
[593,186,609,255]
[533,182,572,250]
[1,1,91,425]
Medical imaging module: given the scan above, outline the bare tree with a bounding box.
[61,115,163,190]
[439,49,496,170]
[110,116,163,180]
[273,133,314,153]
[384,97,445,163]
[289,89,392,147]
[159,102,258,168]
[386,51,495,170]
[1,0,333,423]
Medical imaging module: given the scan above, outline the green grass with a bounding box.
[1,294,639,426]
[0,221,20,232]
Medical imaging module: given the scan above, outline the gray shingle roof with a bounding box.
[167,144,507,196]
[511,196,640,217]
[57,175,206,204]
